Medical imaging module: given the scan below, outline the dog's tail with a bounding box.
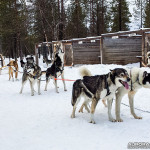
[71,79,93,106]
[79,67,92,78]
[71,80,82,106]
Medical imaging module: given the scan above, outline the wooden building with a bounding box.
[35,28,150,66]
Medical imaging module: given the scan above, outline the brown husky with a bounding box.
[7,60,18,81]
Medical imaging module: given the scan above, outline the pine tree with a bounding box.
[65,0,88,38]
[88,0,111,36]
[0,0,29,58]
[110,0,131,32]
[144,0,150,28]
[33,0,56,42]
[133,0,146,29]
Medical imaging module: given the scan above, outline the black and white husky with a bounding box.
[44,46,67,93]
[20,56,42,96]
[71,67,130,124]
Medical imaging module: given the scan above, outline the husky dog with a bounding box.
[20,56,42,96]
[7,60,18,81]
[115,67,150,122]
[20,59,26,68]
[71,67,130,124]
[44,46,67,93]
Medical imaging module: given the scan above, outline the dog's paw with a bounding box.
[109,118,116,122]
[134,116,142,119]
[89,120,96,124]
[38,93,41,95]
[44,89,47,91]
[64,89,67,91]
[116,118,123,122]
[71,114,75,118]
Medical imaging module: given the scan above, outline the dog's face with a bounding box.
[55,46,64,62]
[26,56,34,64]
[110,68,130,89]
[7,60,17,67]
[142,71,150,88]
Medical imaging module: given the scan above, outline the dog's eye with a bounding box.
[120,73,124,77]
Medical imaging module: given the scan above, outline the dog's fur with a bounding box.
[20,56,42,96]
[20,60,26,68]
[44,46,67,93]
[71,67,130,123]
[7,60,18,81]
[115,67,150,122]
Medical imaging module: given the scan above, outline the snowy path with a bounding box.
[0,62,150,150]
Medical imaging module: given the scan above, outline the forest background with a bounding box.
[0,0,149,59]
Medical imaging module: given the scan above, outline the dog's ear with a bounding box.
[13,61,17,66]
[110,69,115,84]
[110,69,114,74]
[143,71,148,78]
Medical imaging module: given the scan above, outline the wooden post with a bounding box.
[100,37,103,64]
[142,32,145,64]
[145,36,148,64]
[35,44,39,65]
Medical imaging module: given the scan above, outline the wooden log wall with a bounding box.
[72,40,101,65]
[102,36,142,65]
[63,43,73,66]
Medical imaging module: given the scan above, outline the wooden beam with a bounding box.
[35,44,39,65]
[142,61,147,67]
[145,36,148,63]
[145,36,150,46]
[100,37,103,64]
[142,32,145,64]
[101,28,150,37]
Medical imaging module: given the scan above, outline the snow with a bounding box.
[0,58,150,150]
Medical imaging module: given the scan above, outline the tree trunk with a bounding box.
[119,0,122,31]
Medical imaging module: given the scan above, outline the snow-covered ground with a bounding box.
[0,58,150,150]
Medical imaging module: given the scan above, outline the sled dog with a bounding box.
[44,45,67,93]
[71,67,130,124]
[20,56,42,96]
[115,67,150,122]
[7,60,18,81]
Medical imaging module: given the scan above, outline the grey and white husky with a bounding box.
[71,67,130,124]
[115,67,150,122]
[20,56,42,96]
